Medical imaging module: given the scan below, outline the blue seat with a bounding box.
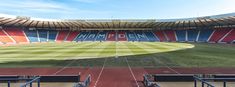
[187,30,199,42]
[38,30,48,42]
[135,31,148,41]
[96,31,107,41]
[74,31,90,41]
[175,30,186,42]
[144,31,159,42]
[198,29,214,42]
[126,31,137,41]
[48,30,57,41]
[24,30,39,42]
[85,31,98,41]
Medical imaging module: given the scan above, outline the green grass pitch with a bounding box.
[0,42,234,68]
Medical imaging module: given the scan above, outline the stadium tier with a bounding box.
[0,28,235,44]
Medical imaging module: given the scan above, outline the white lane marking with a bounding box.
[93,58,107,87]
[52,59,77,75]
[125,57,140,87]
[166,66,181,74]
[151,56,182,75]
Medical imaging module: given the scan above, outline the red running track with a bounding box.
[0,67,235,87]
[91,68,141,87]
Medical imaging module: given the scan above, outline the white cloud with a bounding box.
[73,0,104,3]
[0,0,72,13]
[0,13,16,18]
[0,0,117,19]
[1,0,235,19]
[0,0,78,19]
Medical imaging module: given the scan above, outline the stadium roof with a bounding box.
[1,13,235,30]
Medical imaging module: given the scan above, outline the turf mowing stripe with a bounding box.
[0,44,77,59]
[0,43,77,55]
[157,42,193,49]
[133,42,162,53]
[0,42,99,58]
[70,42,104,58]
[116,42,134,56]
[146,42,194,52]
[126,42,152,55]
[20,42,98,59]
[141,42,180,53]
[0,42,97,61]
[53,43,100,56]
[0,42,234,68]
[0,42,97,64]
[142,42,172,50]
[53,42,101,58]
[122,42,158,67]
[145,42,183,49]
[97,42,117,57]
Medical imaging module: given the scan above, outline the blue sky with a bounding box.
[0,0,235,19]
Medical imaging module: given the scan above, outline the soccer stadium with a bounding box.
[0,0,235,87]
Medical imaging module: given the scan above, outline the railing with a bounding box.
[20,76,41,87]
[0,76,40,87]
[143,74,160,87]
[193,75,215,87]
[73,74,91,87]
[194,75,235,87]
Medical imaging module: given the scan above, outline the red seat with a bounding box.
[0,29,14,43]
[221,29,235,43]
[56,31,69,42]
[209,29,231,43]
[4,28,28,43]
[65,31,80,41]
[164,30,176,42]
[154,31,167,42]
[117,31,127,41]
[106,31,116,41]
